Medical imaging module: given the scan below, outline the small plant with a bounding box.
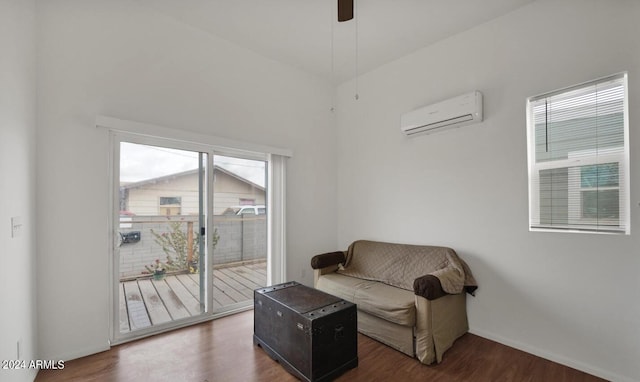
[145,259,166,280]
[150,220,218,274]
[145,258,165,273]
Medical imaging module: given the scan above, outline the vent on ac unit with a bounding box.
[401,91,483,136]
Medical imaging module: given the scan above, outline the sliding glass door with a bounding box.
[111,133,274,343]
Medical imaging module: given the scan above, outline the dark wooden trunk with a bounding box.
[253,281,358,382]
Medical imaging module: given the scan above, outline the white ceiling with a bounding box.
[137,0,536,84]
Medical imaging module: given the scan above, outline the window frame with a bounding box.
[159,196,182,206]
[159,196,182,215]
[526,73,630,234]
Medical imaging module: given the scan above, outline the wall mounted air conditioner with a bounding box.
[400,91,483,136]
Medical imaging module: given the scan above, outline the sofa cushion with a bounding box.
[338,240,472,294]
[316,273,376,303]
[316,273,415,327]
[353,280,416,326]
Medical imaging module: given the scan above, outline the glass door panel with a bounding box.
[212,154,267,311]
[116,142,209,336]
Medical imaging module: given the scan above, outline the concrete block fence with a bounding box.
[118,215,266,278]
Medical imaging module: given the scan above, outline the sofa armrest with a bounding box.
[413,275,447,300]
[310,251,346,269]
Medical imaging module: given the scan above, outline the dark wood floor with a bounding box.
[36,310,605,382]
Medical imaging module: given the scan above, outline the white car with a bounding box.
[223,205,266,215]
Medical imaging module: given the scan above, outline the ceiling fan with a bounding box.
[337,0,354,22]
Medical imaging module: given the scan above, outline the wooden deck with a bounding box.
[120,261,266,333]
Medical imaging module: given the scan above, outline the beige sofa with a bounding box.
[311,240,477,365]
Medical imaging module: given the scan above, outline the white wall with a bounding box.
[0,1,38,381]
[36,0,336,361]
[335,0,640,381]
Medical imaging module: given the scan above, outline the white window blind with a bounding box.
[526,73,629,234]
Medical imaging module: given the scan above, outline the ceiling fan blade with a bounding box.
[337,0,354,22]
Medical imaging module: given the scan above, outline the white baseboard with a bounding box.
[52,342,110,363]
[469,328,634,382]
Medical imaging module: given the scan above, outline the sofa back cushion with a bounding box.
[337,240,465,293]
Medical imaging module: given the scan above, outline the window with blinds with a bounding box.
[526,73,629,234]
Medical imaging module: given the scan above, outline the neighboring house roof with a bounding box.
[121,165,265,191]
